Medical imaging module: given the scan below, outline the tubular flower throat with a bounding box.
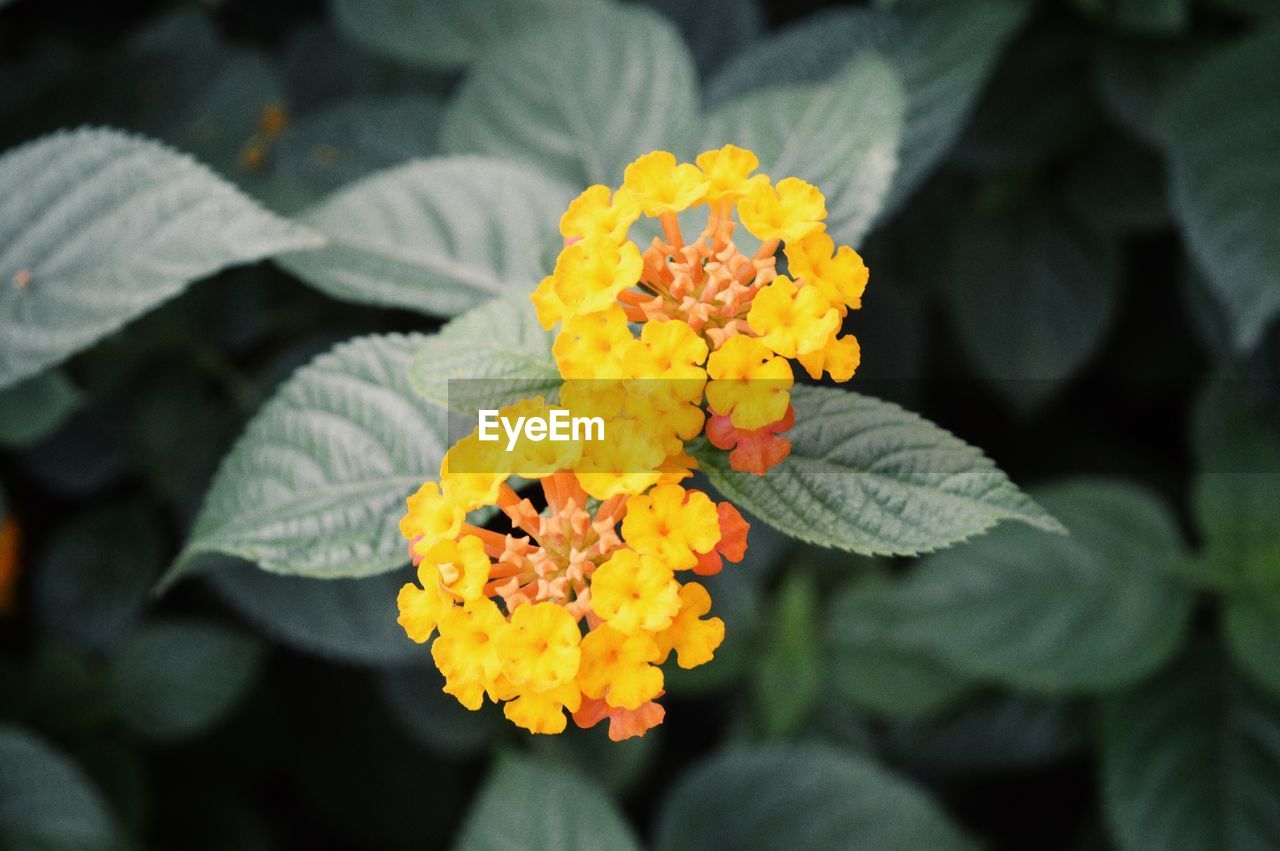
[398,433,746,739]
[532,145,868,475]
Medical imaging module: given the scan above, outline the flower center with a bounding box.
[618,207,778,350]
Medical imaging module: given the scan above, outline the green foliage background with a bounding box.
[1,0,1279,848]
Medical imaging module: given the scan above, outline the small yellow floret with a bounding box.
[746,275,840,358]
[590,549,681,634]
[622,151,710,216]
[705,335,793,430]
[737,176,827,243]
[577,624,664,710]
[622,484,720,570]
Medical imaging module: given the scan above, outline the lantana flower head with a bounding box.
[531,144,867,475]
[396,400,747,740]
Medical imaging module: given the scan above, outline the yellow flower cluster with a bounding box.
[532,146,867,473]
[398,422,746,738]
[397,146,864,740]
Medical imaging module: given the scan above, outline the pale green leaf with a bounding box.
[826,576,974,717]
[655,744,975,851]
[707,0,1029,217]
[946,202,1121,411]
[694,384,1062,556]
[168,333,446,587]
[888,479,1194,693]
[331,0,602,69]
[0,370,79,447]
[276,157,573,316]
[0,727,122,851]
[1160,28,1280,351]
[455,753,641,851]
[701,54,904,248]
[1224,595,1280,701]
[407,296,559,411]
[0,128,321,390]
[440,4,698,186]
[1101,645,1280,851]
[107,619,265,742]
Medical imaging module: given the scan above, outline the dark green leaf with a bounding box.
[106,619,265,741]
[655,744,975,850]
[0,726,123,851]
[377,665,501,757]
[0,370,79,447]
[1160,28,1280,351]
[946,202,1121,411]
[827,576,974,717]
[1101,645,1280,850]
[888,479,1194,693]
[755,573,822,737]
[454,753,641,851]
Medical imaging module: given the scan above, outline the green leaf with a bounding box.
[261,94,443,213]
[946,202,1121,411]
[755,573,823,737]
[826,576,974,716]
[276,157,573,316]
[0,370,79,447]
[952,28,1102,172]
[694,384,1062,556]
[1191,380,1280,696]
[1093,38,1203,146]
[707,0,1029,217]
[0,128,320,390]
[1191,378,1280,584]
[440,4,698,186]
[167,333,446,587]
[1101,645,1280,851]
[378,665,502,757]
[331,0,602,70]
[701,54,904,248]
[1061,139,1170,233]
[888,479,1194,693]
[1072,0,1188,34]
[1159,28,1280,351]
[884,695,1085,775]
[106,619,265,741]
[0,726,123,851]
[644,0,762,77]
[655,744,975,850]
[209,563,422,666]
[34,506,162,651]
[407,296,560,410]
[454,753,641,851]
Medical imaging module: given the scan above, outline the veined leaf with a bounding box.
[440,4,698,186]
[707,0,1029,217]
[1160,28,1280,351]
[407,296,559,411]
[166,333,446,587]
[655,744,975,850]
[1101,645,1280,850]
[0,727,122,851]
[331,0,602,70]
[701,54,904,248]
[276,156,573,316]
[889,479,1194,693]
[694,384,1062,556]
[0,128,320,390]
[455,753,641,851]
